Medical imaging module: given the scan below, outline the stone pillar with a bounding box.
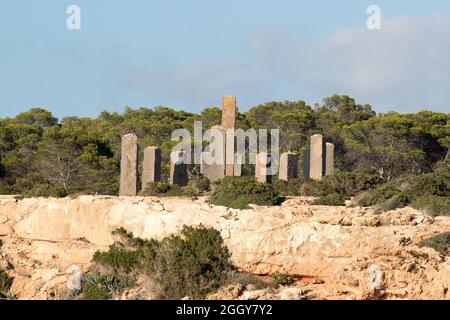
[142,146,161,190]
[302,149,310,178]
[325,143,335,176]
[202,126,226,182]
[234,153,244,177]
[279,152,298,181]
[170,151,188,186]
[309,134,325,180]
[119,133,138,196]
[255,152,272,183]
[222,96,236,177]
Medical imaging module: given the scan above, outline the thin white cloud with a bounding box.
[122,15,450,113]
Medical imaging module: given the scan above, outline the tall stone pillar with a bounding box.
[309,134,325,180]
[255,152,272,183]
[222,96,236,177]
[142,146,161,190]
[325,143,335,176]
[279,152,298,181]
[119,133,138,196]
[170,151,188,186]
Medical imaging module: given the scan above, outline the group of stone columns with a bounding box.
[118,96,335,196]
[118,136,188,196]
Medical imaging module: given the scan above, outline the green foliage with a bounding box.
[412,196,450,217]
[272,177,322,197]
[151,225,232,299]
[355,173,449,215]
[270,273,295,288]
[0,96,448,197]
[82,273,127,300]
[141,181,195,197]
[312,193,346,206]
[211,176,284,209]
[87,225,233,300]
[418,232,450,255]
[320,172,385,197]
[0,269,14,300]
[185,176,211,196]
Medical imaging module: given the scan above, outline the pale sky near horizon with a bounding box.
[1,1,449,119]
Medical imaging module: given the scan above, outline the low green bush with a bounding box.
[21,183,66,198]
[270,273,295,288]
[418,232,450,255]
[142,178,210,198]
[211,176,284,209]
[272,177,322,197]
[375,192,412,213]
[412,196,450,217]
[354,173,450,215]
[86,225,233,300]
[312,193,346,206]
[320,172,385,197]
[82,273,127,300]
[0,269,14,300]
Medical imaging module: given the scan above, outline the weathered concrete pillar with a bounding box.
[119,133,138,196]
[222,96,236,177]
[142,146,161,190]
[202,126,226,182]
[325,143,335,176]
[309,134,325,180]
[255,152,272,183]
[234,153,244,177]
[170,151,188,186]
[279,152,298,181]
[302,149,310,178]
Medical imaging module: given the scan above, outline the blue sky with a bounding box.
[1,1,449,119]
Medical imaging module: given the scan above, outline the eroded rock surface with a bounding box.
[0,196,448,300]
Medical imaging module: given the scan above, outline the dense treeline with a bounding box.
[0,94,448,197]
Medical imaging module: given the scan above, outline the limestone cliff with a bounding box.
[0,196,448,300]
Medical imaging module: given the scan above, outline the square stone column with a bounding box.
[302,149,310,178]
[279,152,298,181]
[309,134,326,180]
[222,96,236,177]
[202,126,226,182]
[255,152,272,183]
[234,153,244,177]
[119,133,138,196]
[325,143,335,176]
[142,146,161,190]
[170,151,188,186]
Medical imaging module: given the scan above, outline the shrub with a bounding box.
[375,192,412,213]
[82,273,127,300]
[321,172,385,197]
[151,225,232,299]
[187,176,211,195]
[211,176,284,209]
[0,269,14,300]
[409,173,450,197]
[21,183,66,198]
[271,273,295,288]
[141,181,171,196]
[418,232,450,255]
[354,173,450,215]
[142,178,210,198]
[412,196,450,217]
[312,193,346,206]
[272,178,321,197]
[355,186,400,207]
[87,225,233,300]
